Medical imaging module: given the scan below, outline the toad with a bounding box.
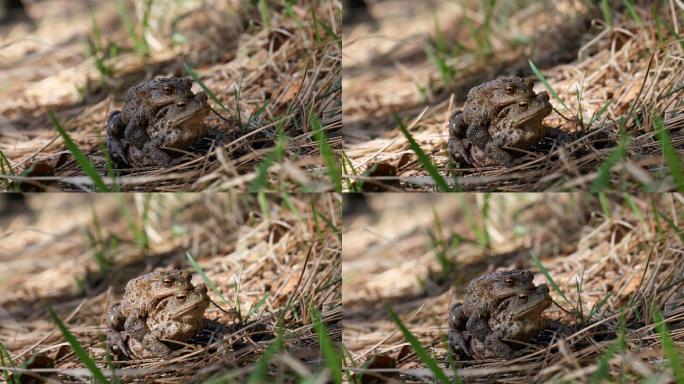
[127,91,210,168]
[467,91,553,167]
[448,76,537,168]
[106,269,193,359]
[448,269,535,359]
[111,284,210,359]
[106,77,194,166]
[468,283,552,359]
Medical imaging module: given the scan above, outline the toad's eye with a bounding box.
[163,278,172,286]
[518,293,528,300]
[163,86,172,94]
[176,101,187,108]
[505,86,515,94]
[518,101,529,108]
[176,293,187,301]
[505,278,515,286]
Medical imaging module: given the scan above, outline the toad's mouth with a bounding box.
[512,296,552,320]
[512,105,552,128]
[171,300,208,319]
[171,108,209,126]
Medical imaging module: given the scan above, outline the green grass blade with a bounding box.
[183,63,229,114]
[587,291,612,322]
[394,112,452,192]
[655,210,684,244]
[600,0,613,28]
[46,306,109,383]
[312,204,341,242]
[589,133,628,192]
[49,111,109,192]
[310,307,342,384]
[529,60,570,113]
[247,323,284,384]
[532,253,572,307]
[589,312,626,384]
[623,0,643,29]
[0,341,15,383]
[247,120,287,192]
[310,110,341,191]
[257,0,270,29]
[0,149,15,190]
[652,309,684,383]
[588,99,612,130]
[653,113,684,192]
[186,252,229,306]
[386,305,452,384]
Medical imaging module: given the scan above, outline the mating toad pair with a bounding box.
[106,77,210,168]
[106,269,210,359]
[448,76,554,168]
[448,269,566,360]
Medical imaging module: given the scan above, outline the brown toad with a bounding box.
[467,91,552,167]
[448,269,535,359]
[448,76,537,167]
[106,77,194,166]
[106,269,193,359]
[113,284,210,359]
[468,283,551,359]
[127,91,210,168]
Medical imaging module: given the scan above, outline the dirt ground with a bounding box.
[0,0,341,192]
[342,193,684,383]
[0,193,341,382]
[343,0,684,192]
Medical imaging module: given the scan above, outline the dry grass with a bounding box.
[343,0,684,192]
[342,193,684,383]
[0,193,341,382]
[0,0,341,192]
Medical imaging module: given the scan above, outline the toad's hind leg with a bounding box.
[124,316,172,358]
[144,144,173,168]
[483,333,516,359]
[484,141,514,167]
[448,111,473,167]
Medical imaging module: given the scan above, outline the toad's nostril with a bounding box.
[519,102,529,108]
[176,102,187,108]
[518,294,528,300]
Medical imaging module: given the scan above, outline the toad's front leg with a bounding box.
[465,307,496,345]
[448,111,474,167]
[123,114,150,149]
[448,303,472,358]
[106,111,130,166]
